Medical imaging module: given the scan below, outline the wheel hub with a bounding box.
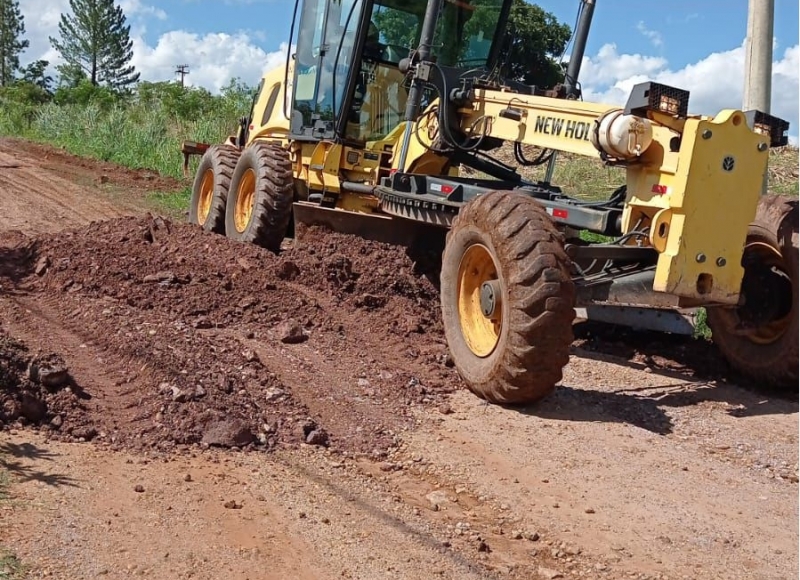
[480,280,502,318]
[457,244,503,358]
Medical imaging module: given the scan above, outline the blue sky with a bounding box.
[21,0,800,138]
[150,0,799,69]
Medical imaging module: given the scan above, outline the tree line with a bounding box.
[0,0,138,103]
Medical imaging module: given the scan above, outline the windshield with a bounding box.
[373,0,505,68]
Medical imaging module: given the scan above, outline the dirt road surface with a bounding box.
[1,138,797,580]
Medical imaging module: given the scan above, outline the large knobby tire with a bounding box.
[188,145,239,233]
[225,142,293,252]
[707,194,798,389]
[441,190,576,404]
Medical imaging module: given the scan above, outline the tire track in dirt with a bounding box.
[1,139,797,580]
[0,141,134,234]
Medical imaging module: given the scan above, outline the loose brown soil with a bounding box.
[0,138,797,580]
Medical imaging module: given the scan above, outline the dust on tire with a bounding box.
[224,142,293,252]
[707,194,798,389]
[440,190,576,404]
[188,145,239,234]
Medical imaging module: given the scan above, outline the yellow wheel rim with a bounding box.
[197,169,214,224]
[234,168,256,233]
[457,244,503,358]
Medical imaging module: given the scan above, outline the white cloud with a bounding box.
[131,32,287,90]
[636,21,664,49]
[17,0,285,91]
[118,0,166,20]
[580,42,799,142]
[18,0,68,63]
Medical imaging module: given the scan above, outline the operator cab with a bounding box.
[288,0,511,143]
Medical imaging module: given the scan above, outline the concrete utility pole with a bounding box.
[743,0,774,113]
[175,64,190,88]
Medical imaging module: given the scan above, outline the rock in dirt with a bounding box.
[305,428,329,447]
[34,255,50,276]
[223,499,243,509]
[72,426,98,441]
[425,490,450,510]
[20,392,46,422]
[170,386,187,402]
[301,419,318,438]
[538,567,563,579]
[201,419,255,448]
[133,485,145,493]
[275,320,308,344]
[143,271,178,284]
[276,260,301,280]
[28,354,69,389]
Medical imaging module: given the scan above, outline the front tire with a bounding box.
[441,190,576,404]
[225,142,294,252]
[707,194,798,389]
[188,145,239,233]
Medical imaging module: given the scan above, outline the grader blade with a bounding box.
[292,201,427,248]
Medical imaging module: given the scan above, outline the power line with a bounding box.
[175,64,190,87]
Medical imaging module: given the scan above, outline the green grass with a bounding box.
[147,187,193,219]
[0,468,7,502]
[0,98,236,181]
[0,551,24,580]
[28,103,231,180]
[768,147,799,196]
[579,231,613,244]
[693,308,713,340]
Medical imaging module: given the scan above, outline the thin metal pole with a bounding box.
[564,0,595,99]
[397,0,443,173]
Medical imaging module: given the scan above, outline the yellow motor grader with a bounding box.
[183,0,797,403]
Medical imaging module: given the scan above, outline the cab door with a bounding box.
[290,0,365,140]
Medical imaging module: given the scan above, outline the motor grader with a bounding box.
[183,0,797,404]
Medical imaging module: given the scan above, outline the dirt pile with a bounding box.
[0,327,91,434]
[1,211,748,455]
[0,215,458,454]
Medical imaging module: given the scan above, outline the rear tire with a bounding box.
[225,142,294,252]
[441,190,576,404]
[188,145,239,233]
[707,194,798,389]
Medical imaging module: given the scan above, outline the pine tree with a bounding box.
[0,0,29,87]
[50,0,140,90]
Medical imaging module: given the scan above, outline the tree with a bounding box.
[19,59,53,92]
[0,0,29,86]
[373,0,571,89]
[500,0,571,88]
[50,0,140,90]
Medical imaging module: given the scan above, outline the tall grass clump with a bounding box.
[0,78,254,179]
